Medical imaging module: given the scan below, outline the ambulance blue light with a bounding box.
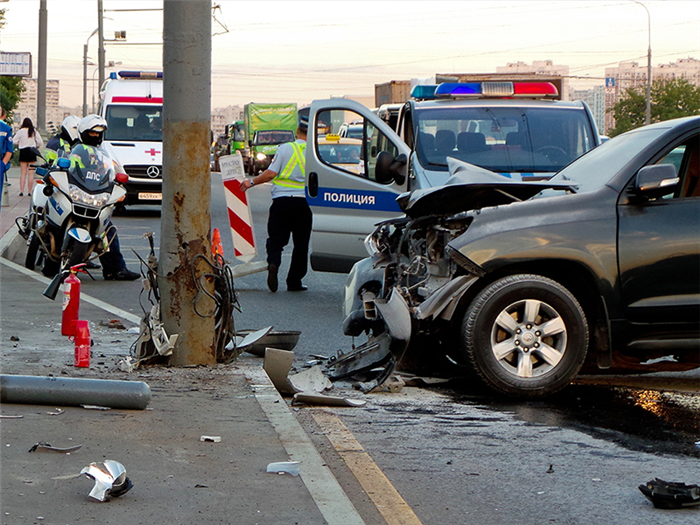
[435,83,482,97]
[118,71,163,79]
[410,84,438,100]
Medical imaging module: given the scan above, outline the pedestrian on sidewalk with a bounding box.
[240,108,311,292]
[0,107,14,211]
[14,117,44,196]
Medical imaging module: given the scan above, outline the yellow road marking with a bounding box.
[311,409,424,525]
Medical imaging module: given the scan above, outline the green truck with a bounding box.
[236,103,298,175]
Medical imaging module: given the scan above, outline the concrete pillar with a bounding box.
[159,0,216,366]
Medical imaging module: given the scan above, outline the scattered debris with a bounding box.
[292,393,366,407]
[47,408,64,416]
[266,461,301,476]
[100,319,126,330]
[639,478,700,509]
[230,326,274,356]
[117,356,136,373]
[200,436,221,443]
[10,336,20,341]
[29,442,82,453]
[81,460,133,502]
[81,405,111,411]
[0,415,23,419]
[354,375,405,394]
[238,329,300,357]
[289,366,332,393]
[264,348,300,395]
[547,465,554,474]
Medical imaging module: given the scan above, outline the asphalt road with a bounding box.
[8,172,700,524]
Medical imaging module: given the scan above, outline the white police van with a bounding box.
[306,82,601,272]
[98,70,163,205]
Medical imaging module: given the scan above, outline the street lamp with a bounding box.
[634,1,652,126]
[83,28,99,117]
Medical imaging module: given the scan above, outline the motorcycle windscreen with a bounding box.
[67,144,115,192]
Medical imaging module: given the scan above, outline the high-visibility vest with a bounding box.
[272,141,306,189]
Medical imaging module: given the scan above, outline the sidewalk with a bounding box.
[0,166,364,524]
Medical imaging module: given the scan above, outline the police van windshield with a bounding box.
[104,106,163,142]
[415,106,596,173]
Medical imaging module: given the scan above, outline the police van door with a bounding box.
[307,99,410,273]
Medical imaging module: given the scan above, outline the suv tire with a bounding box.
[462,274,588,397]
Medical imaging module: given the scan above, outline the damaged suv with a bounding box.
[339,116,700,397]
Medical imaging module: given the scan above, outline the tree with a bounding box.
[0,9,26,124]
[608,77,700,137]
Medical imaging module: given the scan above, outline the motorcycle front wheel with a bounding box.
[24,234,41,271]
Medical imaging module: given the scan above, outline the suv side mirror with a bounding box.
[375,152,407,185]
[635,164,679,199]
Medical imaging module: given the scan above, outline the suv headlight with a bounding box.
[69,185,111,207]
[364,231,380,256]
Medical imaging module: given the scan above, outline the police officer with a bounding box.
[76,115,139,281]
[45,115,81,158]
[0,107,13,212]
[240,109,311,292]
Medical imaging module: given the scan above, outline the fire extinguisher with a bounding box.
[61,263,88,337]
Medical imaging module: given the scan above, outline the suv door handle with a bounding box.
[308,172,318,198]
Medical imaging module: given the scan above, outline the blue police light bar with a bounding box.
[118,71,163,79]
[410,84,438,100]
[435,83,483,97]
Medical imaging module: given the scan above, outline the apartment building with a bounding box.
[604,57,700,132]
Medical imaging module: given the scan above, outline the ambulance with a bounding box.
[98,71,163,205]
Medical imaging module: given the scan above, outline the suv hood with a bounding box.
[397,158,576,218]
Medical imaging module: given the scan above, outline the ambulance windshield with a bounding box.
[104,106,163,142]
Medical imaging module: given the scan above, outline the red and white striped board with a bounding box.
[219,153,256,263]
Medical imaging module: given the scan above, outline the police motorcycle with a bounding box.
[17,134,129,300]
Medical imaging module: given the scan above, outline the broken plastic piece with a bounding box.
[81,460,133,502]
[292,393,366,407]
[266,461,301,476]
[289,365,332,393]
[200,435,221,443]
[29,442,82,453]
[236,328,299,357]
[639,478,700,509]
[264,348,300,395]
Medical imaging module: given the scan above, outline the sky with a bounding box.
[1,0,699,109]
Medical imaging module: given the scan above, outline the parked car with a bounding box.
[342,116,700,397]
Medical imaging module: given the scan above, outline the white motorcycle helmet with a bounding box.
[60,115,81,145]
[78,114,108,147]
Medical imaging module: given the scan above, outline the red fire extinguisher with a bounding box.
[61,264,87,336]
[72,320,91,368]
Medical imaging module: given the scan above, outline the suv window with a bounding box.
[414,106,596,173]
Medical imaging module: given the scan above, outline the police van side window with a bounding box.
[315,109,366,178]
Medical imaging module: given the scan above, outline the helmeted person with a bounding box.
[76,114,139,281]
[45,115,81,162]
[240,108,311,292]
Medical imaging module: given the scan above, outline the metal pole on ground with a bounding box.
[159,0,216,366]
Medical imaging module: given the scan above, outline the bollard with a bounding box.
[212,227,224,257]
[0,375,151,410]
[72,320,91,368]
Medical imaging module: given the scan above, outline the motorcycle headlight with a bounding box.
[256,153,267,161]
[69,185,111,207]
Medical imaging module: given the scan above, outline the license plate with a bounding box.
[138,192,162,200]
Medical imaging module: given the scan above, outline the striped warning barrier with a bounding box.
[219,153,256,263]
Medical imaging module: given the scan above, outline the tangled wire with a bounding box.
[131,232,241,365]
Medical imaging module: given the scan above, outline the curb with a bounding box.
[0,230,24,262]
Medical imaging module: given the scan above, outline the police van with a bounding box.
[306,82,601,272]
[98,71,163,205]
